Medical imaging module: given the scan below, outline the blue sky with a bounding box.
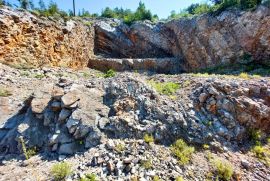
[7,0,205,18]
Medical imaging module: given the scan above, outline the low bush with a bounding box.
[176,176,184,181]
[104,69,116,78]
[51,162,73,181]
[153,175,161,181]
[80,173,97,181]
[144,133,154,144]
[148,80,180,96]
[140,159,153,169]
[0,88,12,97]
[212,158,233,181]
[171,139,195,165]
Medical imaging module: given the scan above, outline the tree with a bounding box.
[186,3,200,14]
[73,0,75,16]
[38,0,46,10]
[17,0,34,10]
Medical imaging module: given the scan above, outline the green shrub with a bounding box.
[238,72,250,79]
[104,69,116,78]
[176,176,184,181]
[0,88,12,97]
[148,80,180,96]
[153,175,161,181]
[115,143,125,153]
[51,162,73,181]
[141,159,153,169]
[80,173,97,181]
[171,139,195,165]
[144,134,154,144]
[34,73,45,79]
[212,158,233,181]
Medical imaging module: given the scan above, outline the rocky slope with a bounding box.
[0,7,95,69]
[0,63,269,180]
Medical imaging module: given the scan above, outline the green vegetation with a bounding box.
[101,2,158,25]
[19,136,37,160]
[80,173,98,181]
[103,69,116,78]
[140,159,153,169]
[143,133,154,144]
[0,87,12,97]
[238,72,250,79]
[212,158,234,181]
[148,80,180,96]
[252,145,270,166]
[153,175,161,181]
[51,162,73,181]
[168,0,267,20]
[115,143,125,153]
[176,176,184,181]
[34,73,45,79]
[171,139,195,165]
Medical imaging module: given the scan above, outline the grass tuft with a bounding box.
[148,80,180,96]
[171,139,195,165]
[51,162,73,181]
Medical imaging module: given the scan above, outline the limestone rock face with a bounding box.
[94,5,270,72]
[0,6,94,69]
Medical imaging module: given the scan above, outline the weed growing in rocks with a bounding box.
[51,162,73,181]
[176,176,184,181]
[20,71,30,77]
[212,158,233,181]
[144,133,154,144]
[80,173,97,181]
[148,80,180,96]
[34,73,45,79]
[153,175,161,181]
[238,72,250,79]
[19,136,37,160]
[115,143,125,153]
[252,145,270,166]
[104,69,116,78]
[0,88,12,97]
[171,139,195,165]
[141,159,153,169]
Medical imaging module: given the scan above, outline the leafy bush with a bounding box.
[140,159,153,169]
[212,158,233,181]
[148,80,180,96]
[144,134,154,144]
[176,176,184,181]
[80,173,97,181]
[153,175,161,181]
[104,69,116,78]
[0,88,12,97]
[171,139,195,165]
[238,72,250,79]
[51,162,73,181]
[115,143,125,153]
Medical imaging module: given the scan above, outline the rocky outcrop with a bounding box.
[94,5,270,72]
[0,6,95,69]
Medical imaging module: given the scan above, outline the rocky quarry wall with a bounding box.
[0,5,270,72]
[0,7,95,69]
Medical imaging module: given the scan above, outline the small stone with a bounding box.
[241,159,251,170]
[199,93,208,103]
[58,155,66,161]
[58,109,72,123]
[66,118,79,134]
[61,91,80,108]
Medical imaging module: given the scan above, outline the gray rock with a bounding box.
[61,91,80,108]
[85,130,101,148]
[66,118,79,134]
[58,109,72,123]
[58,142,77,155]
